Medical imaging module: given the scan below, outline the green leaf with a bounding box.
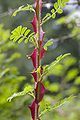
[48,83,60,92]
[42,0,69,25]
[62,0,69,2]
[51,9,55,14]
[44,40,53,50]
[6,53,21,63]
[61,0,69,7]
[51,13,56,19]
[39,95,75,118]
[74,76,80,85]
[7,85,34,102]
[65,69,79,81]
[57,8,63,14]
[58,0,61,5]
[10,26,34,44]
[12,4,35,16]
[43,13,51,20]
[24,32,35,43]
[44,53,71,74]
[61,3,66,7]
[54,2,59,10]
[0,68,10,78]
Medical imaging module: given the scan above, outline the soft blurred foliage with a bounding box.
[0,0,80,120]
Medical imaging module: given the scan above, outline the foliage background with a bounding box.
[0,0,80,120]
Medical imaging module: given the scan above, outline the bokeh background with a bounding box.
[0,0,80,120]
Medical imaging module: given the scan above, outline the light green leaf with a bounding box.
[58,0,61,5]
[52,13,56,19]
[12,4,35,16]
[62,0,69,2]
[39,95,75,118]
[61,0,69,7]
[54,2,59,10]
[42,13,51,24]
[44,40,53,50]
[44,53,71,74]
[51,9,55,14]
[42,0,69,24]
[10,26,34,44]
[74,76,80,85]
[57,8,63,14]
[7,85,34,102]
[24,32,34,43]
[6,53,21,63]
[65,68,79,81]
[0,68,10,78]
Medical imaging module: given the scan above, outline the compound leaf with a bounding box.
[10,26,34,44]
[39,95,75,118]
[7,85,34,102]
[13,4,35,16]
[0,68,10,78]
[44,53,71,75]
[44,40,53,50]
[42,0,69,24]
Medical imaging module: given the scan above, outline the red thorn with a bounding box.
[35,81,45,103]
[31,71,37,82]
[31,14,37,33]
[29,100,39,120]
[30,48,46,68]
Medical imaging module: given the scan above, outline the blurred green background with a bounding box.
[0,0,80,120]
